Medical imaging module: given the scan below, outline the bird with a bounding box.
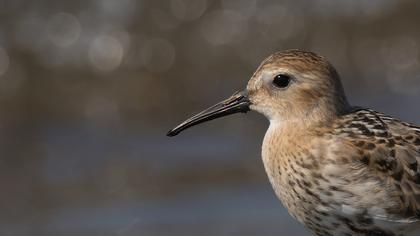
[167,49,420,236]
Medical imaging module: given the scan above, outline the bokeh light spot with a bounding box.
[47,12,81,47]
[88,35,124,72]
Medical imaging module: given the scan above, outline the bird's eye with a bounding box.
[272,74,291,88]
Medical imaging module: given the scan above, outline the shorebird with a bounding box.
[167,50,420,236]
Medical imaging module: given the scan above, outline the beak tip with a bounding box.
[166,130,177,137]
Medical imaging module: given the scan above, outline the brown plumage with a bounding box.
[167,49,420,235]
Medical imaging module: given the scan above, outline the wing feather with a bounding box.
[334,109,420,221]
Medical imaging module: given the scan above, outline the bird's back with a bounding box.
[331,108,420,218]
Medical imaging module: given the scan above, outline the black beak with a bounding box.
[167,91,251,137]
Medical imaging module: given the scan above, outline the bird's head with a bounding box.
[167,49,350,136]
[246,49,350,124]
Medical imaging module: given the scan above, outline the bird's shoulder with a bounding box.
[325,108,420,220]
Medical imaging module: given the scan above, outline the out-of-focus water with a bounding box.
[39,185,307,236]
[2,122,311,236]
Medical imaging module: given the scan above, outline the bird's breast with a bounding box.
[261,122,328,224]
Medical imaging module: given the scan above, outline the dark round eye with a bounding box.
[272,74,291,88]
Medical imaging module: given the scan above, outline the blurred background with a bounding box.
[1,0,420,235]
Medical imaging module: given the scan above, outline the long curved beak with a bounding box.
[167,91,250,137]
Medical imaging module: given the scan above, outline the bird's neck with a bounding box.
[267,95,351,133]
[264,119,317,152]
